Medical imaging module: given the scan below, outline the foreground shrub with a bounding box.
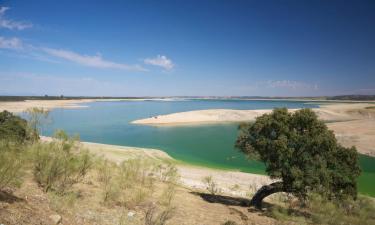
[268,193,375,225]
[31,130,93,194]
[96,158,121,203]
[145,204,175,225]
[308,194,375,225]
[0,141,24,190]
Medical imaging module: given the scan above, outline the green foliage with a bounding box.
[268,194,375,225]
[308,194,375,225]
[24,107,50,137]
[236,108,361,200]
[0,141,24,190]
[0,111,34,190]
[31,130,93,194]
[0,110,36,142]
[96,159,120,203]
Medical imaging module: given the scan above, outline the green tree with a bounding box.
[0,110,36,142]
[235,108,361,209]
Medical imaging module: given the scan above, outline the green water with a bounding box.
[42,100,375,197]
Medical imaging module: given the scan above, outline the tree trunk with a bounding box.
[250,181,285,209]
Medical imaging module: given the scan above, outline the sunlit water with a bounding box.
[40,99,374,196]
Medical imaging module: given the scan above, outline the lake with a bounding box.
[42,99,375,196]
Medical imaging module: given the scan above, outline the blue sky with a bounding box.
[0,0,374,97]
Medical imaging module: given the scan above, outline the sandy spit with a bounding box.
[131,103,375,156]
[131,103,374,125]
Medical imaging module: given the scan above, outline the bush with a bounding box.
[31,130,93,194]
[267,193,375,225]
[96,159,120,203]
[308,194,375,225]
[145,204,175,225]
[0,141,24,190]
[0,110,37,142]
[202,175,220,195]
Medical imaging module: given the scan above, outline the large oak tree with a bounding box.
[236,108,361,209]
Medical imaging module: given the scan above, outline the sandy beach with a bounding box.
[131,103,374,125]
[0,99,96,113]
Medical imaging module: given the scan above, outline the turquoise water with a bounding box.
[42,100,374,196]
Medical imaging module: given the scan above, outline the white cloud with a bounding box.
[43,48,147,71]
[265,80,318,90]
[0,36,23,49]
[0,7,33,30]
[144,55,174,70]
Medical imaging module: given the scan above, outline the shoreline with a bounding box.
[131,103,375,156]
[131,103,374,125]
[40,136,375,197]
[40,136,271,197]
[1,99,374,156]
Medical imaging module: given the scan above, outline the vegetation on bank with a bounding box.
[1,94,375,102]
[1,109,374,224]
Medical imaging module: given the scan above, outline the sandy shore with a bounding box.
[0,99,97,113]
[132,103,374,125]
[132,103,375,156]
[40,136,271,197]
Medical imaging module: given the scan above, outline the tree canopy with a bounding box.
[236,108,361,209]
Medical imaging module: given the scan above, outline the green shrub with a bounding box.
[0,141,24,190]
[96,158,120,203]
[118,158,155,189]
[308,194,375,225]
[31,130,93,194]
[0,110,37,142]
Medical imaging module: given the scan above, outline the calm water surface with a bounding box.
[42,100,374,196]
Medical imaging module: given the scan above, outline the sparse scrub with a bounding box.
[267,193,375,225]
[202,175,220,195]
[31,130,93,194]
[159,182,176,207]
[96,158,120,203]
[0,141,24,190]
[118,158,155,189]
[221,220,238,225]
[145,204,175,225]
[48,191,79,213]
[155,162,179,183]
[308,194,375,225]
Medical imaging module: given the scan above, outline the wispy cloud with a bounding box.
[43,48,147,71]
[0,7,33,30]
[0,36,23,49]
[144,55,174,70]
[265,80,318,90]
